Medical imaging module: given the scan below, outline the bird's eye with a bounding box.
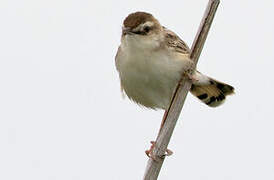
[144,26,151,33]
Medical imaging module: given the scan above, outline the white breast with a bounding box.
[116,36,190,109]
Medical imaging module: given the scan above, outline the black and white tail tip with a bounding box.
[190,78,235,107]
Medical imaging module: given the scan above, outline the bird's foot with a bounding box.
[145,141,173,161]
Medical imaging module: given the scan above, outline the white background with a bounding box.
[0,0,273,180]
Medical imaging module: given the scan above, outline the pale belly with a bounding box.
[121,67,178,109]
[117,49,189,109]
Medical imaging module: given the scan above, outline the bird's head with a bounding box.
[121,12,164,50]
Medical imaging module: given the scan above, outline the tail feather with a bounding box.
[190,75,235,107]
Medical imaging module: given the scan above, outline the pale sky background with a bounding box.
[0,0,274,180]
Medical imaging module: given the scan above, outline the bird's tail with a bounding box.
[190,71,235,107]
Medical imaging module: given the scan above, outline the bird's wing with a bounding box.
[163,27,190,54]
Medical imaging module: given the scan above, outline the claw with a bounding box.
[145,141,173,161]
[165,149,173,156]
[145,141,156,158]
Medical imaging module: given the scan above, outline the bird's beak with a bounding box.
[122,27,132,36]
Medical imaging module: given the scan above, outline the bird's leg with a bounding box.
[145,110,173,160]
[145,68,196,159]
[160,110,168,130]
[145,67,196,159]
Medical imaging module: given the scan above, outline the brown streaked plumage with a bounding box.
[163,27,190,54]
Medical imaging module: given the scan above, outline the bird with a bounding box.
[115,11,234,110]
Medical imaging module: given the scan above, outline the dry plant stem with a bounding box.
[143,0,220,180]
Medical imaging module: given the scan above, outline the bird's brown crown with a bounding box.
[123,12,155,29]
